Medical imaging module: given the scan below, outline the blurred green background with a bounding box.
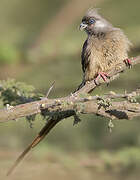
[0,0,140,179]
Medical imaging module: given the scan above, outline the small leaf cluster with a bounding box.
[0,79,43,106]
[97,98,112,110]
[0,79,45,127]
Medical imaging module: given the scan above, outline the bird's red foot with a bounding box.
[124,58,132,68]
[95,72,110,84]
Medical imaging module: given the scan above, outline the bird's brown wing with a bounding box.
[81,39,91,73]
[7,119,59,176]
[73,39,91,92]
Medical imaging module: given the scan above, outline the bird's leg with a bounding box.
[124,58,132,68]
[95,72,110,84]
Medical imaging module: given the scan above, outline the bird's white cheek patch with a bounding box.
[95,21,105,28]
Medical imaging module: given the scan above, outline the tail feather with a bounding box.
[7,119,59,176]
[7,145,31,176]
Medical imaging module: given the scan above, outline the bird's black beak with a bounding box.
[79,23,87,31]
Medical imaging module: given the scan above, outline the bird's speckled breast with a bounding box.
[83,29,130,81]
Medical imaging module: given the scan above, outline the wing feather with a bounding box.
[81,39,91,73]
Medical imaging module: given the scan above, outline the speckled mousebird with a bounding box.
[7,9,132,176]
[79,9,131,86]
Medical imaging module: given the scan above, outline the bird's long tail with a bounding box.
[7,119,59,176]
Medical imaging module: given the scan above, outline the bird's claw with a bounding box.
[124,58,132,68]
[95,72,110,85]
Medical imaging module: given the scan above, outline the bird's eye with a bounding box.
[82,21,86,24]
[89,19,95,24]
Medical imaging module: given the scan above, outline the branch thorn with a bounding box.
[46,81,55,98]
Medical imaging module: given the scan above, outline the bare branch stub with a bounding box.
[46,81,55,98]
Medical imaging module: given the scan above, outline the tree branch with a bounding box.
[0,56,140,123]
[5,55,140,176]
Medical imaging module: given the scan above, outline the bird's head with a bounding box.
[79,9,113,35]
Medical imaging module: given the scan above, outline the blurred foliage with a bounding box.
[100,147,140,173]
[0,44,20,64]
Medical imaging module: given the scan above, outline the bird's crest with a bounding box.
[85,8,101,18]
